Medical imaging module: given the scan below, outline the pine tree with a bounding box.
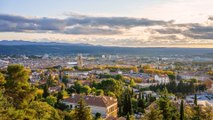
[73,98,93,120]
[180,100,184,120]
[4,64,35,108]
[157,88,173,120]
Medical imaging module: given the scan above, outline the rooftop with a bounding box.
[63,94,117,107]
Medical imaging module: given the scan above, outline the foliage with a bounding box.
[150,80,206,96]
[43,84,50,98]
[62,75,69,85]
[180,100,184,120]
[94,78,124,97]
[4,64,35,109]
[122,87,133,115]
[46,95,57,107]
[157,88,179,120]
[72,98,93,120]
[0,72,5,86]
[80,85,91,95]
[143,106,162,120]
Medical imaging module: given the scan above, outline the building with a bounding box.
[77,54,83,68]
[63,94,118,118]
[154,74,169,84]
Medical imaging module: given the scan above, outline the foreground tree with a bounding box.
[0,73,5,87]
[4,64,35,108]
[26,101,62,120]
[72,98,93,120]
[157,88,179,120]
[143,106,162,120]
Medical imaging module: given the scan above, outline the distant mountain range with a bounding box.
[0,40,91,46]
[0,40,212,56]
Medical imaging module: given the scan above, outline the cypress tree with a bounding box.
[123,87,133,115]
[126,113,130,120]
[43,84,49,98]
[194,94,197,106]
[180,100,184,120]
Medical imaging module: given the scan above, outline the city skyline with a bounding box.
[0,0,213,48]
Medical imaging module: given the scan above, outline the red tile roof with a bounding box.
[63,94,117,107]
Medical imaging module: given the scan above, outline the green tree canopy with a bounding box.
[5,64,35,109]
[46,95,57,107]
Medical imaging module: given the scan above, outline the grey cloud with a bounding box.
[155,28,183,34]
[64,26,122,35]
[208,16,213,21]
[153,22,213,40]
[184,25,213,39]
[0,14,172,35]
[65,16,173,28]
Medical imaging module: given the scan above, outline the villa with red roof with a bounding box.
[63,94,118,118]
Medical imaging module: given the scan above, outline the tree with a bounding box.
[180,100,184,120]
[43,84,49,98]
[157,88,174,120]
[80,85,91,95]
[46,95,57,107]
[138,99,146,113]
[95,112,102,120]
[27,101,62,120]
[47,75,55,86]
[62,75,69,86]
[0,72,5,87]
[57,91,64,102]
[96,78,124,97]
[96,89,104,96]
[123,87,133,115]
[130,79,136,87]
[201,106,213,120]
[143,106,162,120]
[194,94,197,106]
[73,98,93,120]
[115,74,123,80]
[127,113,130,120]
[4,64,35,108]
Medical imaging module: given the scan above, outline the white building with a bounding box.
[154,74,169,84]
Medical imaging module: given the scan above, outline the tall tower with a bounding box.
[77,54,83,68]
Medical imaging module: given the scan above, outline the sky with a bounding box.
[0,0,213,48]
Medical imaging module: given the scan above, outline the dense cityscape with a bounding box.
[1,0,213,120]
[0,53,212,119]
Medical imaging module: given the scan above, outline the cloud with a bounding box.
[153,21,213,40]
[64,26,122,35]
[155,28,183,34]
[183,24,213,39]
[208,16,213,21]
[0,14,172,35]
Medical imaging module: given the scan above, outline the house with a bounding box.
[48,86,61,93]
[63,94,118,118]
[30,71,41,83]
[90,69,110,75]
[154,74,169,84]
